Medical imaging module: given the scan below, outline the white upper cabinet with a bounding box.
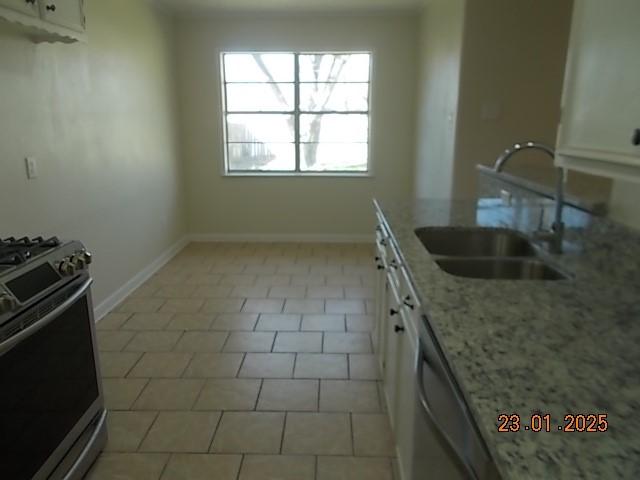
[40,0,84,33]
[555,0,640,181]
[0,0,39,17]
[0,0,85,43]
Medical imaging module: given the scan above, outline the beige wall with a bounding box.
[452,0,575,199]
[0,0,186,306]
[412,0,607,202]
[414,0,465,200]
[175,13,419,237]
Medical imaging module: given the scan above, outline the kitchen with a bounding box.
[0,0,638,479]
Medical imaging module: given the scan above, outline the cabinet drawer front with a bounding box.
[0,0,39,17]
[40,0,84,32]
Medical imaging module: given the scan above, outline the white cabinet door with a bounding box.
[393,308,418,480]
[382,277,403,429]
[381,280,419,480]
[0,0,39,17]
[39,0,84,32]
[372,257,387,368]
[556,0,640,180]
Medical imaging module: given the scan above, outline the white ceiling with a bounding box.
[155,0,424,13]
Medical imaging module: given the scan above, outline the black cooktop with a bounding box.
[0,237,61,272]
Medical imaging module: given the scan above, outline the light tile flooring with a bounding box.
[87,242,397,480]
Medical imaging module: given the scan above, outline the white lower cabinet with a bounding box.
[373,210,501,480]
[391,308,418,480]
[372,239,388,371]
[382,278,402,424]
[378,254,419,480]
[374,213,422,480]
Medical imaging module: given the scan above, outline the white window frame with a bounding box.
[220,51,373,177]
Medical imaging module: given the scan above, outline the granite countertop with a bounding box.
[375,197,640,479]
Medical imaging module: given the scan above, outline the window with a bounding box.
[221,52,371,174]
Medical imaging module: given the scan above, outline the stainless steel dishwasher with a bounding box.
[413,317,501,480]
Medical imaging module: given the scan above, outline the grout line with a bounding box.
[235,353,247,378]
[122,352,144,378]
[220,330,233,352]
[292,352,298,379]
[189,378,208,411]
[206,409,225,453]
[134,411,159,452]
[118,330,138,352]
[253,379,264,411]
[166,330,185,353]
[235,454,245,480]
[128,378,151,412]
[279,411,288,454]
[156,452,172,480]
[349,412,355,456]
[179,350,197,379]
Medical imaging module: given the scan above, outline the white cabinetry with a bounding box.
[391,300,419,480]
[373,219,390,371]
[555,0,640,181]
[374,215,420,480]
[40,0,84,32]
[0,0,38,17]
[0,0,85,43]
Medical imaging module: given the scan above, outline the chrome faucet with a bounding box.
[493,141,565,254]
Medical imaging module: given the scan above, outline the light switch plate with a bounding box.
[25,157,38,179]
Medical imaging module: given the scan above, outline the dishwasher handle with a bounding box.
[416,341,479,480]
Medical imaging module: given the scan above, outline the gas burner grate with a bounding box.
[1,236,60,249]
[0,236,61,268]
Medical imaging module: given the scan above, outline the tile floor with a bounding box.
[87,242,397,480]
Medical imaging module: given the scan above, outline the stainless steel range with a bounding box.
[0,237,107,480]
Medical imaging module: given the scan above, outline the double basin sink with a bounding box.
[415,227,568,280]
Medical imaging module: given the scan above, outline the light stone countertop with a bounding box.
[374,197,640,480]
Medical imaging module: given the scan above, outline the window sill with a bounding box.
[222,171,373,178]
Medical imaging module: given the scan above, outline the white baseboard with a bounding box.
[93,236,189,322]
[189,233,374,243]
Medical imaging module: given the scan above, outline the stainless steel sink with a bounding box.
[435,258,568,280]
[415,227,537,257]
[414,226,569,280]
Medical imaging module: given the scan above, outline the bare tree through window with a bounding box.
[222,52,370,173]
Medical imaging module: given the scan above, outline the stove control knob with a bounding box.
[58,258,76,276]
[0,293,18,314]
[77,250,92,267]
[71,254,86,270]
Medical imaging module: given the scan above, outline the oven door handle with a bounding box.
[62,409,107,480]
[416,340,480,480]
[0,277,93,356]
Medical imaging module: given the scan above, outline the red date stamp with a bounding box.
[497,413,608,432]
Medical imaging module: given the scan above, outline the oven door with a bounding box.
[0,274,105,480]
